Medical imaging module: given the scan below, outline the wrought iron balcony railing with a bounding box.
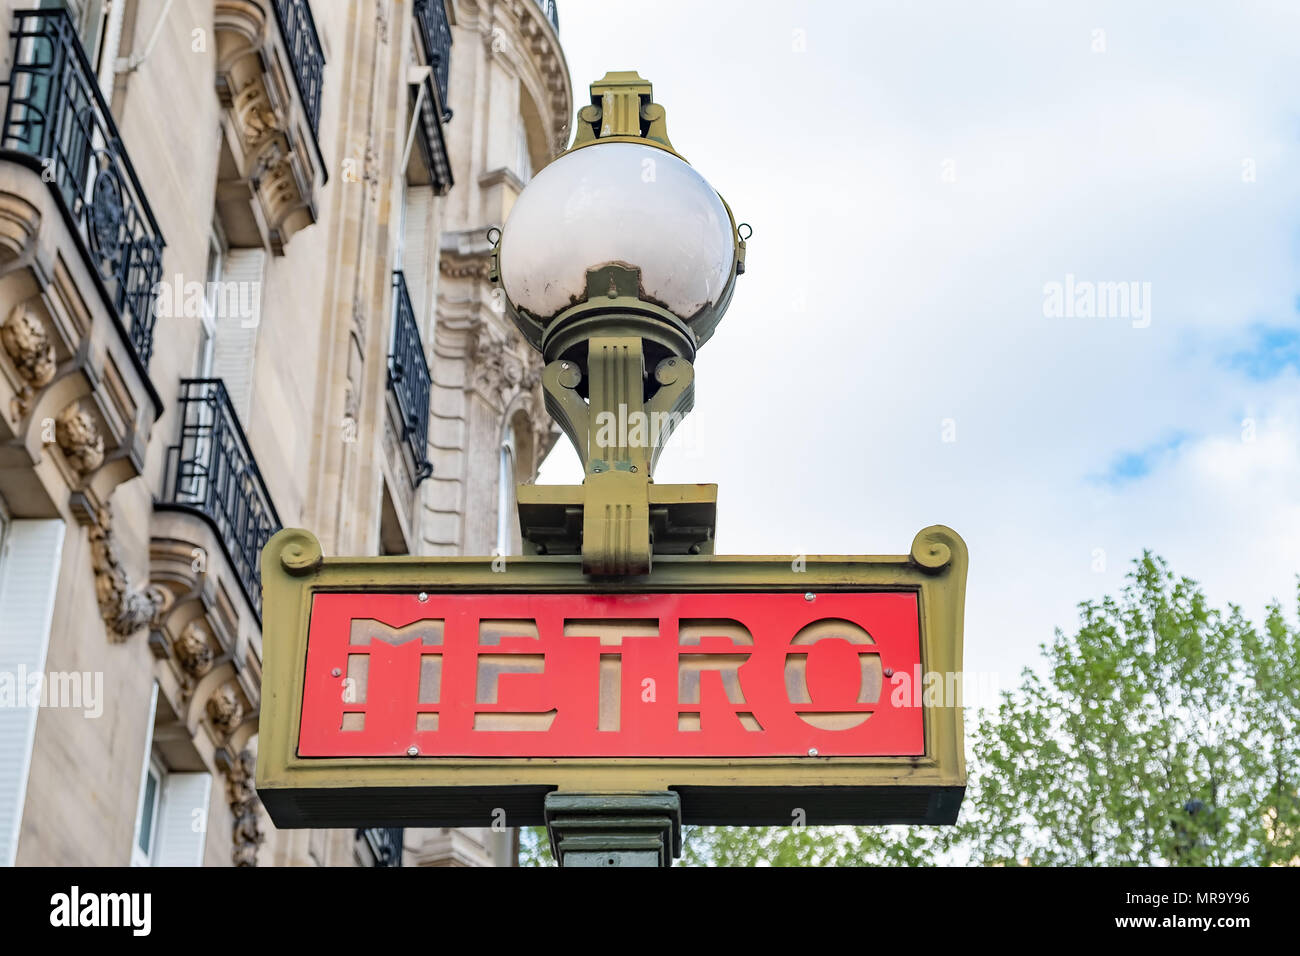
[415,70,453,194]
[0,8,165,367]
[387,272,433,486]
[537,0,559,34]
[414,0,452,120]
[271,0,325,135]
[358,827,404,867]
[159,380,282,620]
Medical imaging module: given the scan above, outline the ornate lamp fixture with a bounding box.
[490,71,748,575]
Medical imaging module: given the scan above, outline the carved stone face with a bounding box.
[55,403,105,474]
[207,683,244,735]
[1,304,56,387]
[176,621,216,679]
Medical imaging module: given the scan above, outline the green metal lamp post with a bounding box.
[256,74,966,871]
[490,70,748,866]
[255,79,968,865]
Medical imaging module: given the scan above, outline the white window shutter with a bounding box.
[211,248,265,422]
[152,772,212,867]
[402,186,433,327]
[0,519,65,867]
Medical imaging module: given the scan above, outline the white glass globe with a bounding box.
[499,142,735,322]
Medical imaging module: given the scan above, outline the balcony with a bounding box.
[270,0,324,135]
[0,8,165,369]
[537,0,560,34]
[414,0,452,116]
[357,827,404,867]
[386,272,432,487]
[411,1,453,194]
[157,380,281,620]
[214,0,327,253]
[412,69,453,194]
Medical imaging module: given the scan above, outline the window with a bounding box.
[131,757,162,866]
[130,683,212,867]
[129,681,159,866]
[515,115,532,183]
[43,0,125,98]
[398,183,435,331]
[174,228,227,503]
[196,228,223,377]
[396,29,446,322]
[208,245,266,423]
[20,3,125,227]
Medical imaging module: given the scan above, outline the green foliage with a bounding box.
[682,823,937,867]
[611,554,1300,866]
[946,552,1299,866]
[519,825,554,866]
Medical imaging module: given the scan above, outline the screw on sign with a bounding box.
[298,591,924,759]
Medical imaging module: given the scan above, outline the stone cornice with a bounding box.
[454,0,572,156]
[507,0,571,153]
[478,165,527,194]
[438,227,495,280]
[439,253,491,280]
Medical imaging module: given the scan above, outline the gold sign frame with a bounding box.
[255,525,968,828]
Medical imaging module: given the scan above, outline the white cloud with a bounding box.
[537,0,1300,686]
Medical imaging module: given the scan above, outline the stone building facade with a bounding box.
[0,0,569,867]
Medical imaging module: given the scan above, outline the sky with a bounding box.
[535,0,1300,690]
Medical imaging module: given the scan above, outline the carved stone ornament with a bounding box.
[174,620,216,687]
[234,78,281,148]
[438,254,491,280]
[469,324,530,407]
[521,350,545,392]
[509,0,571,148]
[207,682,244,737]
[55,402,105,474]
[213,2,322,254]
[260,155,299,218]
[87,167,125,267]
[89,506,171,642]
[362,140,379,191]
[225,749,265,867]
[1,302,56,419]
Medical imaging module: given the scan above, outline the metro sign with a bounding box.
[257,526,968,828]
[300,591,923,758]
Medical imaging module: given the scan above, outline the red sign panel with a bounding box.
[299,591,923,758]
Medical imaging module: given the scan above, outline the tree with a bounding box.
[947,553,1298,866]
[520,554,1300,866]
